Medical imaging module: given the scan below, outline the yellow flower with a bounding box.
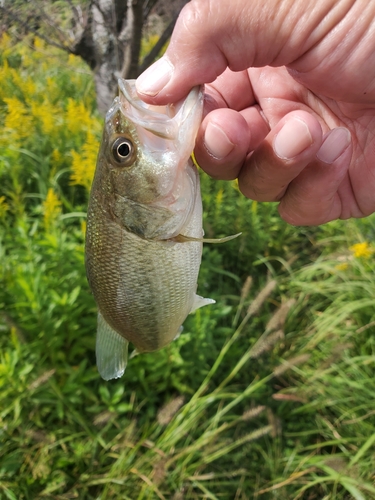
[0,59,10,99]
[70,132,100,190]
[9,67,37,96]
[51,149,62,164]
[23,78,37,96]
[48,149,63,180]
[0,32,11,50]
[335,262,349,271]
[349,242,373,259]
[8,68,36,96]
[46,77,60,102]
[30,101,56,135]
[43,188,61,228]
[33,37,45,52]
[215,188,223,206]
[3,97,33,139]
[68,53,81,67]
[66,98,93,133]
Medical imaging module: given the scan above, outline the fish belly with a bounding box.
[86,213,202,353]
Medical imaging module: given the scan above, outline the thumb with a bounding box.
[136,0,337,103]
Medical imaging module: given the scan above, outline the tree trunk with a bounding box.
[72,0,146,114]
[124,0,144,79]
[87,0,139,114]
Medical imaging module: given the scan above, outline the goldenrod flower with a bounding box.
[0,32,11,50]
[31,101,56,135]
[70,132,100,191]
[0,59,9,95]
[349,242,374,259]
[9,68,36,96]
[33,37,45,52]
[43,188,61,228]
[3,97,33,139]
[51,149,62,164]
[22,78,37,96]
[46,77,60,102]
[215,188,223,205]
[66,98,93,133]
[335,262,349,271]
[68,53,81,67]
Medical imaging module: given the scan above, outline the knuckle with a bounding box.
[238,157,285,202]
[179,0,210,36]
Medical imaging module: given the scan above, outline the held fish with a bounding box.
[85,79,216,380]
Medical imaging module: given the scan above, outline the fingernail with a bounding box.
[316,127,351,164]
[204,122,235,160]
[274,118,313,159]
[136,57,174,96]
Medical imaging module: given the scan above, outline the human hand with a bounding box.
[136,0,375,225]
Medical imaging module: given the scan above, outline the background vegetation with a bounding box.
[0,0,187,113]
[0,34,374,499]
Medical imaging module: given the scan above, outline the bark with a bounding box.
[122,0,144,79]
[89,0,129,113]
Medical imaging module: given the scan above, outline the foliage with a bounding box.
[1,35,374,499]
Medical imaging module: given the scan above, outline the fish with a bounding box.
[85,79,216,381]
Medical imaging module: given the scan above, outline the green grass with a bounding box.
[0,34,375,499]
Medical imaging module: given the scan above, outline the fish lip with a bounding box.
[117,79,204,140]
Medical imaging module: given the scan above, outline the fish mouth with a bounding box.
[117,79,204,143]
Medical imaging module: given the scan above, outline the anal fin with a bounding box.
[190,294,216,314]
[173,325,184,340]
[96,313,128,381]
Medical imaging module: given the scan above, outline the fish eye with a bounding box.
[111,137,136,166]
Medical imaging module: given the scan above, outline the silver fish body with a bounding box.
[85,79,214,380]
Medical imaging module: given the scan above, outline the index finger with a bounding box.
[136,0,337,104]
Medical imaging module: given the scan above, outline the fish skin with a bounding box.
[85,79,214,377]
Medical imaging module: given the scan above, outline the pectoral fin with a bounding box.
[172,233,242,244]
[96,313,128,380]
[190,294,216,313]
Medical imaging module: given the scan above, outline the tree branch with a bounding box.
[33,2,71,47]
[139,0,188,74]
[0,6,71,53]
[66,0,86,28]
[143,0,159,21]
[138,14,174,74]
